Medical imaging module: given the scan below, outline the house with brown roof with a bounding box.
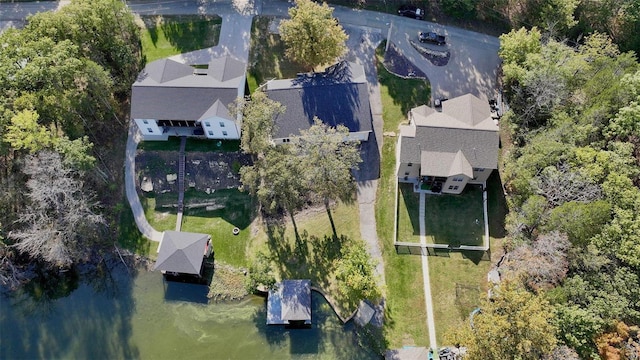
[131,56,247,141]
[397,94,499,194]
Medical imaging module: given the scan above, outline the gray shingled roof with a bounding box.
[131,56,245,121]
[420,150,473,177]
[267,280,312,325]
[154,231,210,275]
[400,94,499,171]
[265,61,372,138]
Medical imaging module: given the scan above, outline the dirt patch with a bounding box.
[135,150,252,194]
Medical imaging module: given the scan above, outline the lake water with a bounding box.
[0,264,380,359]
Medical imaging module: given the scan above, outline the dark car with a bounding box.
[418,31,446,45]
[398,5,424,20]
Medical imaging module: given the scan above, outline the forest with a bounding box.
[448,27,640,359]
[0,0,142,286]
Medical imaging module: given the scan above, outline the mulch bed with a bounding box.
[383,43,428,79]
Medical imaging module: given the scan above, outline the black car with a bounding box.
[398,5,424,20]
[418,31,446,45]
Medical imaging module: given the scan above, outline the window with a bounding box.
[147,128,153,133]
[283,138,290,143]
[408,163,413,167]
[205,122,211,127]
[219,122,225,127]
[404,172,410,176]
[143,120,148,124]
[208,131,213,136]
[222,131,228,136]
[448,186,454,190]
[453,186,459,191]
[453,177,464,182]
[473,168,484,172]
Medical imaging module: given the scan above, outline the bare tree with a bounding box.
[503,231,570,291]
[531,164,602,207]
[9,151,104,268]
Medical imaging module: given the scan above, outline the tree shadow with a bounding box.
[159,15,221,55]
[486,171,507,239]
[399,183,421,236]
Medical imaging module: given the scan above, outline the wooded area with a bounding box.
[0,0,142,288]
[448,27,640,359]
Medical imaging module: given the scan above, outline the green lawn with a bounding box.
[139,15,222,63]
[247,16,309,92]
[142,188,255,267]
[251,201,363,316]
[397,184,485,246]
[374,42,432,348]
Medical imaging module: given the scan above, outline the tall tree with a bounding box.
[9,151,104,268]
[24,0,142,95]
[445,282,558,360]
[237,91,285,158]
[295,118,361,208]
[279,0,348,71]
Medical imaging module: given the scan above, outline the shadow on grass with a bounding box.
[376,42,431,116]
[425,186,484,247]
[486,171,507,239]
[399,183,421,236]
[248,16,308,89]
[138,138,240,152]
[118,200,153,256]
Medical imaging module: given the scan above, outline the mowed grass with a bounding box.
[375,43,432,348]
[396,183,420,242]
[247,16,309,91]
[142,189,255,267]
[425,186,484,246]
[397,184,485,246]
[251,201,363,317]
[139,15,222,63]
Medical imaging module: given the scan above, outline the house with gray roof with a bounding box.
[265,61,373,144]
[131,56,247,141]
[398,94,499,194]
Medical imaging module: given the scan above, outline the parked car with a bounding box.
[398,5,424,20]
[418,31,446,45]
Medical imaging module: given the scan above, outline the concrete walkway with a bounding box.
[419,192,438,350]
[124,123,163,242]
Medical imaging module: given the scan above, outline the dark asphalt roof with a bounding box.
[131,56,245,121]
[265,61,372,138]
[400,94,499,170]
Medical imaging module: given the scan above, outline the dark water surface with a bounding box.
[0,264,379,359]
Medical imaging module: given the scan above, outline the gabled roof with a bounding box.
[400,93,499,171]
[265,61,373,138]
[199,99,231,122]
[420,150,473,177]
[154,231,210,275]
[131,56,245,121]
[267,280,312,325]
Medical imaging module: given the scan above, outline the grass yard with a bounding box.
[424,186,484,246]
[374,43,432,348]
[429,251,491,345]
[139,15,222,63]
[142,188,255,267]
[397,184,485,246]
[247,16,308,92]
[251,201,363,317]
[396,183,421,242]
[118,201,155,258]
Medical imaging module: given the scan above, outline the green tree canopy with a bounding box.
[279,0,348,71]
